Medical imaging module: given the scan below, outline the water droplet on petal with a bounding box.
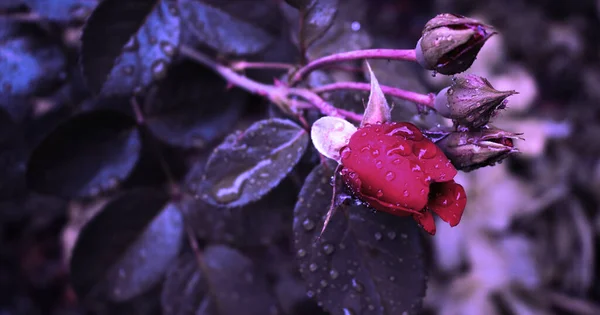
[413,140,438,159]
[385,171,395,181]
[309,263,318,272]
[375,160,383,169]
[376,190,384,198]
[297,249,307,257]
[341,147,352,159]
[371,149,380,157]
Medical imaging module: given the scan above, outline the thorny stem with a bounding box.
[180,45,363,122]
[290,49,418,85]
[314,82,436,109]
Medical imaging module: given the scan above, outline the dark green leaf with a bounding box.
[178,0,275,56]
[0,19,67,97]
[70,188,184,302]
[161,246,281,315]
[191,118,309,208]
[80,0,180,96]
[0,108,27,200]
[145,60,246,149]
[282,0,339,51]
[293,163,428,315]
[26,110,141,199]
[181,179,297,246]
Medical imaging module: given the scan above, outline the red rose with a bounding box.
[338,121,467,235]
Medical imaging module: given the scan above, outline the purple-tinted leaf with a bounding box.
[23,0,99,21]
[161,246,281,315]
[303,0,371,60]
[26,110,141,199]
[178,0,276,56]
[282,0,339,50]
[293,163,427,315]
[144,61,246,149]
[0,19,67,97]
[70,188,184,302]
[192,118,309,208]
[181,179,296,246]
[80,0,180,96]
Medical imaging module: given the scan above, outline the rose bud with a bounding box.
[436,127,522,172]
[415,13,497,75]
[434,74,517,129]
[338,121,467,235]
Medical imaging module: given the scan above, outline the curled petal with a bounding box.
[427,180,467,227]
[412,210,436,235]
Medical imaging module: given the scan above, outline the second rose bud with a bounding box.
[434,74,517,129]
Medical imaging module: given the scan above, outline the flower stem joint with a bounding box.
[415,13,497,75]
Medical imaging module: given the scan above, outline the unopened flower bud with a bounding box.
[434,74,517,129]
[415,13,497,75]
[436,127,522,172]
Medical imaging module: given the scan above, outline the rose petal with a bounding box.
[427,180,467,227]
[412,210,436,235]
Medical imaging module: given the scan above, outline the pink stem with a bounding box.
[290,49,417,85]
[288,88,363,122]
[230,61,295,71]
[180,45,363,122]
[313,82,435,109]
[180,45,282,99]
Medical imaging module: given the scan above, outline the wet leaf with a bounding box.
[179,0,276,56]
[80,0,180,96]
[181,179,297,246]
[145,60,246,149]
[284,0,370,61]
[283,0,339,50]
[161,246,280,315]
[192,118,309,208]
[0,19,67,97]
[70,188,184,302]
[23,0,99,21]
[293,163,427,315]
[26,110,141,199]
